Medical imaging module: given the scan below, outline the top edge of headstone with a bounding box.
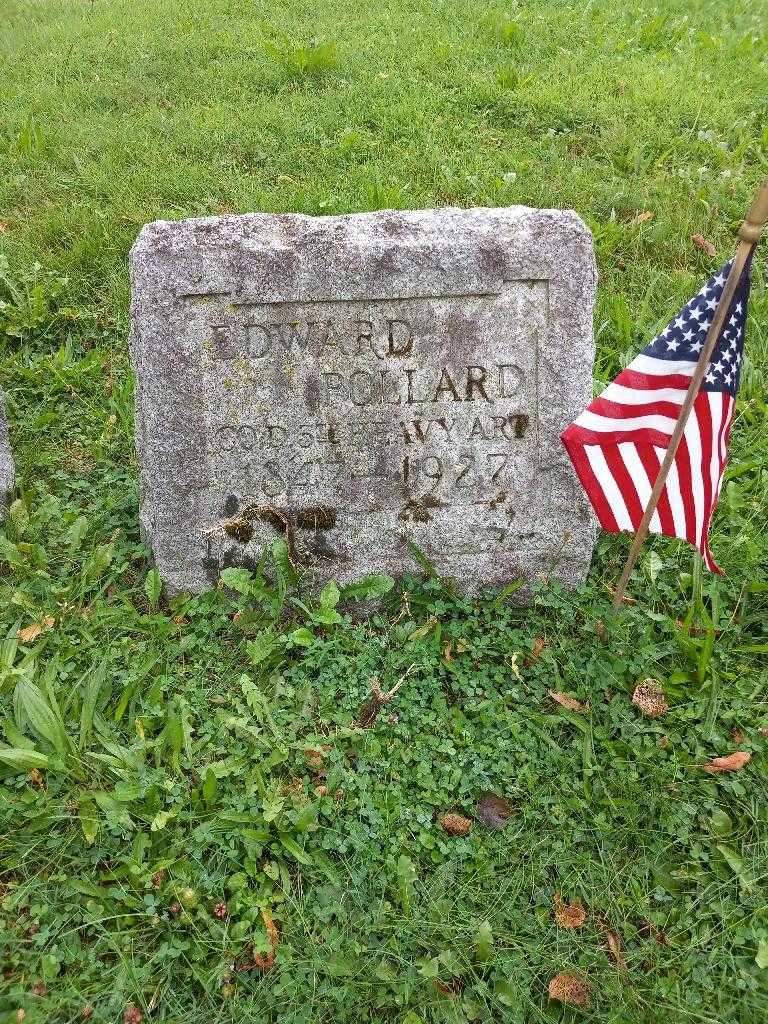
[130,205,592,256]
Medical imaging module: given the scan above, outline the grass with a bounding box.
[1,0,767,1021]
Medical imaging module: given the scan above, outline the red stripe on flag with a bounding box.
[560,434,620,533]
[601,445,644,529]
[674,436,697,545]
[704,393,733,574]
[694,393,714,554]
[615,368,694,391]
[590,396,686,420]
[635,445,676,536]
[562,424,676,448]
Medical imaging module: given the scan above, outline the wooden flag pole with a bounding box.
[611,179,768,613]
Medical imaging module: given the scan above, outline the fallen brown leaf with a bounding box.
[548,691,590,713]
[524,636,547,666]
[18,616,55,644]
[443,642,454,662]
[731,728,745,744]
[252,910,279,972]
[441,813,472,837]
[305,744,331,772]
[548,973,589,1008]
[692,233,716,258]
[601,923,627,968]
[631,678,668,717]
[630,210,654,226]
[554,893,586,929]
[434,978,462,996]
[0,221,8,233]
[703,751,751,773]
[638,919,669,945]
[476,792,513,831]
[234,910,279,972]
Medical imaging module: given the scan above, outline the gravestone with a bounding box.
[0,389,14,520]
[129,207,597,595]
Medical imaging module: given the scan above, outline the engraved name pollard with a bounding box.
[316,362,525,407]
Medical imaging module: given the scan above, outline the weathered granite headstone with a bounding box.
[0,389,14,520]
[129,207,597,595]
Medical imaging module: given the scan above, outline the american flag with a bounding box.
[562,258,752,572]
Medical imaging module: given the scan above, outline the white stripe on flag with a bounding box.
[575,410,679,434]
[628,354,698,377]
[719,395,732,468]
[601,382,687,406]
[708,392,723,528]
[617,443,662,533]
[714,394,733,502]
[585,445,633,531]
[655,445,687,539]
[684,408,704,547]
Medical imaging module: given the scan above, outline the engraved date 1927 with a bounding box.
[232,450,516,498]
